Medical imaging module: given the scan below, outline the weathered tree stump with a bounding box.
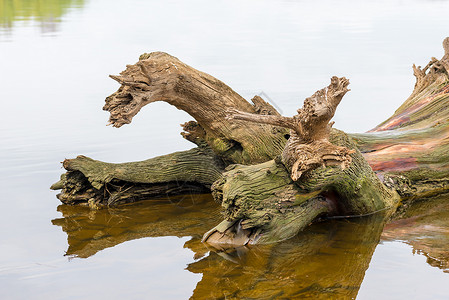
[51,38,449,246]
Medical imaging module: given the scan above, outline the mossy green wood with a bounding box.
[51,147,224,206]
[298,130,399,214]
[205,159,331,244]
[204,130,399,246]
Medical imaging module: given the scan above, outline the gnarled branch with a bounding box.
[103,52,289,165]
[227,76,353,180]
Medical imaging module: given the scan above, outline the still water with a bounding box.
[1,0,449,299]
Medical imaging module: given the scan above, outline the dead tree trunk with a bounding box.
[51,38,449,246]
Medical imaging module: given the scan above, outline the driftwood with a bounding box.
[51,38,449,246]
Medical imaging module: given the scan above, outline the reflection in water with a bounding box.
[382,194,449,273]
[50,186,449,299]
[53,194,394,299]
[0,0,85,34]
[52,194,221,259]
[189,215,388,299]
[52,193,449,297]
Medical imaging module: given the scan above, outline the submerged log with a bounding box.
[51,38,449,246]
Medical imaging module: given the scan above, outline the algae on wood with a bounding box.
[51,147,223,206]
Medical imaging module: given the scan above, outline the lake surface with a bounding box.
[1,0,449,298]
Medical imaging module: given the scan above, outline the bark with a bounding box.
[203,159,334,245]
[227,76,354,180]
[203,76,397,246]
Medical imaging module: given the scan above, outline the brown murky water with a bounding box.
[2,0,449,299]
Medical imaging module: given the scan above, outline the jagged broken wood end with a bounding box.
[226,76,354,181]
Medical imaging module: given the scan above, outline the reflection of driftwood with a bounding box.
[52,192,449,299]
[52,194,220,258]
[381,194,449,273]
[51,38,449,245]
[51,194,390,298]
[190,213,389,299]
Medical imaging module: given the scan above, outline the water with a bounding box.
[1,0,449,298]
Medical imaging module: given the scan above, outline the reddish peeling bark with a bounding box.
[353,38,449,181]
